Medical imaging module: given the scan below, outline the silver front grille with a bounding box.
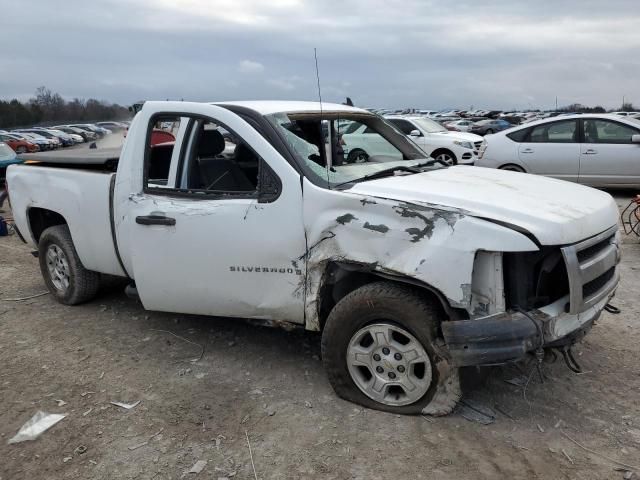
[561,226,620,314]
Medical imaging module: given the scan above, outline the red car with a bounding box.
[0,133,39,153]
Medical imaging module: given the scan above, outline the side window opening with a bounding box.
[584,119,639,144]
[388,119,416,135]
[144,115,279,200]
[185,121,259,192]
[528,120,577,143]
[145,116,180,188]
[506,127,530,142]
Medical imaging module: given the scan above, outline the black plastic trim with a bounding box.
[109,174,131,279]
[442,312,539,366]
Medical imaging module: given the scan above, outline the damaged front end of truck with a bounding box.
[301,178,621,374]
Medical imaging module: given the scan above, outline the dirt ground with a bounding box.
[1,191,639,480]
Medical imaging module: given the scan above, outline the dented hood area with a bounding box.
[349,166,618,245]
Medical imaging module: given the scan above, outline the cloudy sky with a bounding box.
[2,0,639,110]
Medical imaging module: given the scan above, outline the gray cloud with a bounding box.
[1,0,639,109]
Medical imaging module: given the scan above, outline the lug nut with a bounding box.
[388,372,397,379]
[382,347,390,355]
[394,353,402,360]
[373,354,381,361]
[376,366,384,373]
[397,365,405,373]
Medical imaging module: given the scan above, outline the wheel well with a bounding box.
[28,208,67,244]
[499,163,526,172]
[317,261,466,331]
[431,148,456,160]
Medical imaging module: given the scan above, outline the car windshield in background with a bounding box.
[267,112,441,188]
[410,117,448,133]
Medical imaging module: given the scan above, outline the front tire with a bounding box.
[321,282,461,415]
[38,225,100,305]
[432,149,457,166]
[16,146,27,154]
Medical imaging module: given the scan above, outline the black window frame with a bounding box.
[142,112,282,203]
[520,119,579,144]
[506,127,531,143]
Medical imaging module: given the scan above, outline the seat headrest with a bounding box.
[198,129,225,157]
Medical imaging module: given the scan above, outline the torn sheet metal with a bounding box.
[110,400,140,410]
[301,177,538,329]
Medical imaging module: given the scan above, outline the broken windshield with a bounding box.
[267,112,444,188]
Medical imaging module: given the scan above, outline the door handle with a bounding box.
[582,149,597,155]
[135,215,176,226]
[521,148,534,153]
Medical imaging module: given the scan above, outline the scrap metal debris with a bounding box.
[561,430,639,471]
[245,430,258,480]
[149,328,205,363]
[188,460,207,474]
[74,445,87,455]
[1,291,49,301]
[110,400,140,410]
[458,399,497,425]
[127,428,163,451]
[8,411,66,444]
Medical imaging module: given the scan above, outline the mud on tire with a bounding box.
[38,225,100,305]
[321,281,461,415]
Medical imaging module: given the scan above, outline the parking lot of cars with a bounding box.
[0,121,129,153]
[476,113,640,187]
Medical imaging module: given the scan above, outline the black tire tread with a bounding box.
[321,281,460,415]
[38,225,100,305]
[431,149,457,165]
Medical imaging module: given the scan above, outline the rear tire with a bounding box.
[321,282,461,415]
[38,225,100,305]
[485,129,494,135]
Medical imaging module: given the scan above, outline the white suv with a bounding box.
[385,116,483,165]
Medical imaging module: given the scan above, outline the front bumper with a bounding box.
[442,225,620,367]
[442,290,614,366]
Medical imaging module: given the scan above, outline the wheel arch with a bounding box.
[27,207,68,244]
[498,163,527,173]
[316,261,467,332]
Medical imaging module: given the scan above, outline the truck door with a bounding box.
[114,103,307,324]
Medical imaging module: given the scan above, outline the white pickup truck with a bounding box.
[7,101,621,415]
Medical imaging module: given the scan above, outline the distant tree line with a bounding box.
[0,87,130,128]
[557,103,638,113]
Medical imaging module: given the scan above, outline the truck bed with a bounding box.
[6,164,126,277]
[18,147,121,171]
